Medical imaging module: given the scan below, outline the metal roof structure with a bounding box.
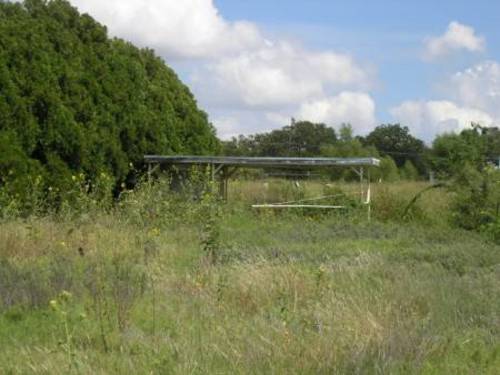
[144,155,380,168]
[144,155,378,215]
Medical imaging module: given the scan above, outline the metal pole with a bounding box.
[360,167,364,203]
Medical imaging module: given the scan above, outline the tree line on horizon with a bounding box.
[222,120,500,181]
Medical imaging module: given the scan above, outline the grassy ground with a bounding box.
[0,179,499,374]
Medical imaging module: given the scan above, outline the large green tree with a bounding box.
[0,0,219,195]
[430,125,487,176]
[223,120,337,157]
[363,124,425,173]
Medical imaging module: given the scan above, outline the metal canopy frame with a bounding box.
[144,155,380,168]
[144,155,379,215]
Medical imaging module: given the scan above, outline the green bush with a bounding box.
[378,156,400,182]
[401,160,419,180]
[450,164,500,232]
[371,185,427,222]
[0,0,219,209]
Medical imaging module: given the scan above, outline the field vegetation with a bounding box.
[1,174,500,374]
[2,2,500,374]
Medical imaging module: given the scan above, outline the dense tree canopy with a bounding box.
[0,0,219,195]
[363,124,426,172]
[429,124,500,176]
[223,120,338,157]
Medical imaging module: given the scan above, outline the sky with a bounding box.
[67,0,500,142]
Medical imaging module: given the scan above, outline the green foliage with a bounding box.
[401,160,419,180]
[483,126,500,160]
[371,185,426,222]
[221,121,500,186]
[321,124,379,159]
[378,156,399,182]
[0,0,219,205]
[223,119,337,157]
[429,123,500,178]
[49,290,87,371]
[450,164,500,233]
[199,186,222,265]
[431,130,485,177]
[321,183,360,209]
[1,181,500,373]
[320,124,379,180]
[338,123,354,142]
[363,123,425,173]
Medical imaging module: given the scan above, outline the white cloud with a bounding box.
[212,110,291,139]
[201,42,370,109]
[424,21,485,60]
[447,61,500,117]
[297,92,376,134]
[211,116,242,140]
[70,0,263,59]
[390,100,494,141]
[265,112,292,127]
[392,60,500,141]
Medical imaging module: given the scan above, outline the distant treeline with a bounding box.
[222,120,500,180]
[0,0,219,200]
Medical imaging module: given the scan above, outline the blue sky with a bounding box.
[215,0,500,127]
[71,0,500,142]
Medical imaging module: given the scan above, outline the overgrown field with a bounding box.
[1,179,499,374]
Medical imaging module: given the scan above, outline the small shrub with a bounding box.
[401,160,419,181]
[322,184,361,209]
[379,156,400,182]
[198,182,222,265]
[451,165,500,232]
[372,186,425,222]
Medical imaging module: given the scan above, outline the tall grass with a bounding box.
[0,178,499,374]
